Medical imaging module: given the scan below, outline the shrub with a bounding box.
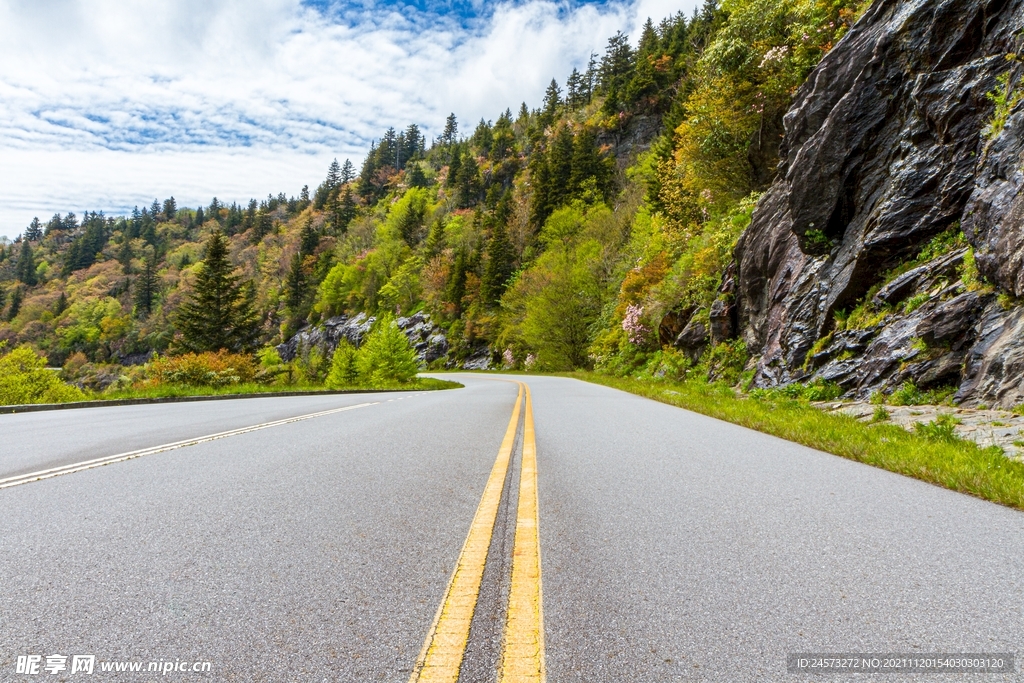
[889,381,924,406]
[0,344,86,405]
[146,351,261,388]
[695,340,748,385]
[872,405,890,422]
[355,314,420,384]
[326,340,360,388]
[914,413,962,442]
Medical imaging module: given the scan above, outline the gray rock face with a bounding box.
[957,302,1024,406]
[277,312,448,365]
[732,0,1024,406]
[964,103,1024,296]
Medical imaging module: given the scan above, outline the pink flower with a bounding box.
[622,304,650,345]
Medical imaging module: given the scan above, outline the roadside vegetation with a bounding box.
[571,372,1024,510]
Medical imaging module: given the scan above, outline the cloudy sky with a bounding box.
[0,0,698,238]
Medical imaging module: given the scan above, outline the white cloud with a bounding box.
[0,0,700,237]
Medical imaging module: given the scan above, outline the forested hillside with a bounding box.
[8,0,991,400]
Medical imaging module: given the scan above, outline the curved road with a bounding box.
[1,375,1022,682]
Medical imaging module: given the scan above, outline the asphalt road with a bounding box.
[2,375,1023,682]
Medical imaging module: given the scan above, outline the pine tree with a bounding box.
[195,206,205,226]
[482,220,515,305]
[6,286,23,321]
[175,231,261,353]
[117,234,133,274]
[341,159,355,184]
[25,218,42,241]
[337,186,356,231]
[326,159,341,189]
[163,197,177,221]
[299,217,319,257]
[457,153,481,208]
[283,251,307,317]
[53,291,67,316]
[541,78,563,126]
[424,217,446,259]
[442,113,459,147]
[17,241,37,286]
[134,254,159,317]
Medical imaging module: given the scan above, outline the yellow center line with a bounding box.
[409,382,525,683]
[500,382,546,683]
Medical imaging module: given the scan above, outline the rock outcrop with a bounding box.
[277,312,449,365]
[730,0,1024,407]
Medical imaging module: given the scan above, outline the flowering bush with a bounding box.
[621,304,650,345]
[502,348,515,369]
[146,351,262,388]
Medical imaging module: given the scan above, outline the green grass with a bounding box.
[69,377,461,403]
[569,372,1024,511]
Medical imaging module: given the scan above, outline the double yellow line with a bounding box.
[409,381,545,683]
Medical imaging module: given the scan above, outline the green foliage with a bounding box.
[983,70,1023,141]
[901,293,930,315]
[175,231,261,353]
[325,340,360,388]
[355,314,420,384]
[803,229,833,254]
[888,381,924,406]
[914,413,963,442]
[0,344,86,405]
[872,404,890,422]
[960,247,988,292]
[750,377,843,402]
[695,340,748,385]
[145,351,262,388]
[1014,404,1024,416]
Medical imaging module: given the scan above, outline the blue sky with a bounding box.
[0,0,697,238]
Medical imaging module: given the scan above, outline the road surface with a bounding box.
[1,375,1022,682]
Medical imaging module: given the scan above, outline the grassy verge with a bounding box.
[570,372,1024,511]
[0,377,462,408]
[99,377,461,401]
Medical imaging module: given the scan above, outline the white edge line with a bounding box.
[0,402,379,490]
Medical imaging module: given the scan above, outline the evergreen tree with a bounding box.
[299,217,319,257]
[406,162,428,188]
[25,218,42,241]
[6,286,22,321]
[424,217,446,259]
[16,241,37,286]
[0,287,5,313]
[283,251,307,318]
[337,186,357,232]
[150,200,162,220]
[175,231,261,353]
[195,206,205,226]
[134,253,159,317]
[53,291,67,316]
[482,220,515,305]
[299,185,310,209]
[326,158,341,188]
[340,159,355,184]
[442,113,459,147]
[456,153,482,208]
[541,78,563,127]
[163,197,177,221]
[117,234,133,273]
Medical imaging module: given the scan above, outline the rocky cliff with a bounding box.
[730,0,1024,407]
